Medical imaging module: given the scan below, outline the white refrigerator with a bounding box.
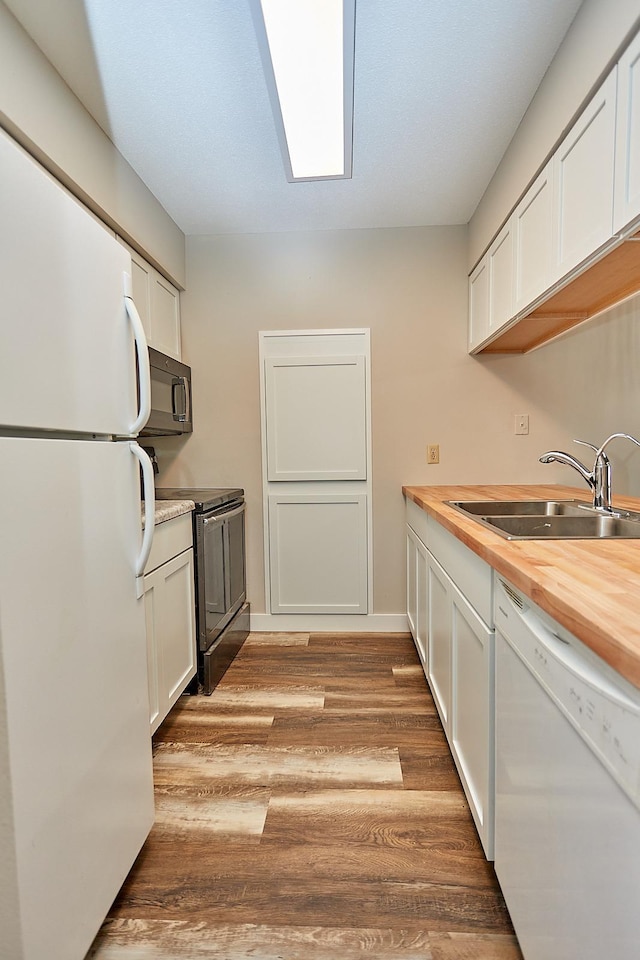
[0,129,156,958]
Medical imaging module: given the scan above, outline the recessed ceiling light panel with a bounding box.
[251,0,356,182]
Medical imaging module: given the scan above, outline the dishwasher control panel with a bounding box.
[495,577,640,809]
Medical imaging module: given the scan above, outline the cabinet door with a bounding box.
[614,32,640,234]
[406,526,418,640]
[120,240,182,360]
[451,585,494,858]
[513,161,553,314]
[427,552,451,733]
[488,219,515,335]
[265,356,367,480]
[554,69,617,280]
[269,494,368,613]
[144,548,196,734]
[152,273,182,360]
[129,246,153,344]
[415,537,428,670]
[468,255,490,351]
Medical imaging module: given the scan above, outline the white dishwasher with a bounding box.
[494,577,640,960]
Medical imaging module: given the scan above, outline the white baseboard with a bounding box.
[249,612,410,633]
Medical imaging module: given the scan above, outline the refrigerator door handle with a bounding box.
[130,442,155,598]
[123,273,151,436]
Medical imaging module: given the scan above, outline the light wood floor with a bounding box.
[87,632,522,960]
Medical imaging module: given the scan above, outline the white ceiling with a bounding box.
[6,0,584,235]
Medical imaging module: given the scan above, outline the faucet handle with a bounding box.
[594,433,640,459]
[573,438,598,454]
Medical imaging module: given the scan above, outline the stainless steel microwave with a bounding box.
[140,347,193,437]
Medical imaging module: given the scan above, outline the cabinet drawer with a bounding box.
[426,516,492,626]
[406,497,429,545]
[145,512,192,574]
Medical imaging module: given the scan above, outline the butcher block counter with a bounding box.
[403,483,640,690]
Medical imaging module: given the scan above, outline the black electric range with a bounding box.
[155,486,249,693]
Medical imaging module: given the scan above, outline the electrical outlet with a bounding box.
[427,444,440,464]
[515,414,529,435]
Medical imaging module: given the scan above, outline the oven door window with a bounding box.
[226,509,246,611]
[199,503,247,652]
[203,516,227,633]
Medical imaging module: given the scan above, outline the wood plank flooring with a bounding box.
[87,632,522,960]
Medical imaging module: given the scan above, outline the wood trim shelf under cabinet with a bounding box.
[479,230,640,353]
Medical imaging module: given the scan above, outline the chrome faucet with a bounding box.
[539,433,640,512]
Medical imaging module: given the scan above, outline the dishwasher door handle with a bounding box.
[497,579,639,709]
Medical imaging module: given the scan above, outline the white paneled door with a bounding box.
[265,355,367,481]
[260,330,371,618]
[268,494,368,614]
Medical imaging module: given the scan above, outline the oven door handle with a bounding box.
[203,503,245,525]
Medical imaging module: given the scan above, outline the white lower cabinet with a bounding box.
[143,513,196,734]
[450,585,494,854]
[407,523,428,666]
[427,552,451,729]
[406,524,418,639]
[405,499,495,858]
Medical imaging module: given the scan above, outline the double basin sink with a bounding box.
[446,499,640,539]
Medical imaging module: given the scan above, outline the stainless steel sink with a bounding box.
[485,514,640,539]
[449,499,592,517]
[445,499,640,539]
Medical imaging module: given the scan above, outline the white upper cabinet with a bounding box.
[152,273,182,360]
[513,161,553,315]
[123,242,182,360]
[553,69,617,281]
[468,221,514,353]
[468,255,490,351]
[468,52,632,354]
[614,31,640,235]
[129,248,153,342]
[487,219,515,333]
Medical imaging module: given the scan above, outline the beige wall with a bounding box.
[0,1,185,285]
[469,0,640,268]
[155,227,640,616]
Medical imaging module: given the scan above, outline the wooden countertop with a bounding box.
[403,484,640,690]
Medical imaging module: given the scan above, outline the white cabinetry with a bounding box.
[513,161,553,314]
[487,220,514,334]
[122,242,182,360]
[260,330,371,619]
[143,512,196,733]
[468,54,627,355]
[468,256,490,350]
[405,499,495,857]
[406,522,428,665]
[553,69,617,280]
[268,493,368,614]
[264,355,367,481]
[468,222,514,351]
[427,551,452,730]
[450,585,494,846]
[614,31,640,234]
